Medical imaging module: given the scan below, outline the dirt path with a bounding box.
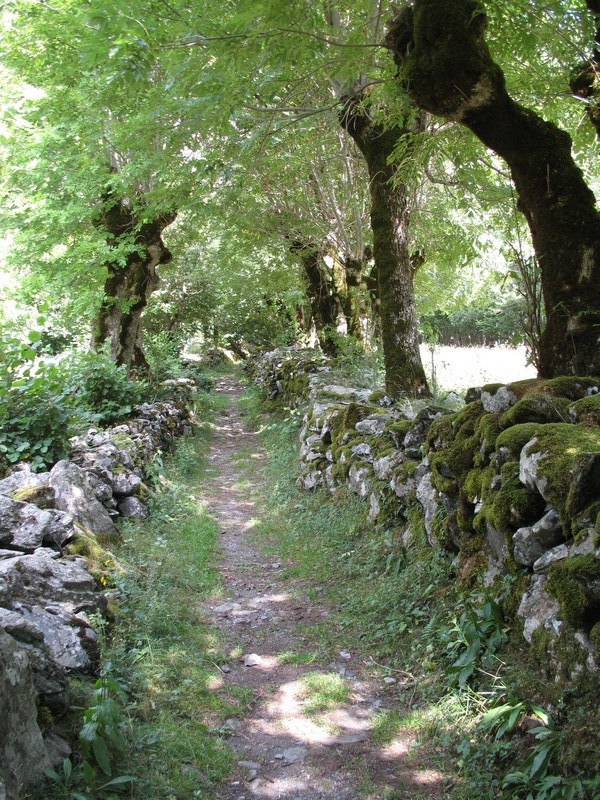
[202,375,449,800]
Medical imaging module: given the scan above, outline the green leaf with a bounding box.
[99,774,137,789]
[92,735,112,775]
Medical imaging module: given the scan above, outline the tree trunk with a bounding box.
[331,252,365,342]
[340,98,430,398]
[94,196,176,375]
[289,239,342,356]
[387,0,600,377]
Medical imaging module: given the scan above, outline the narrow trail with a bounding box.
[201,376,449,800]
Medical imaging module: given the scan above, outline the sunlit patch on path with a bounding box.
[199,375,450,800]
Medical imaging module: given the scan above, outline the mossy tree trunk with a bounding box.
[289,239,342,356]
[331,252,367,342]
[387,0,600,378]
[340,96,430,398]
[94,195,176,375]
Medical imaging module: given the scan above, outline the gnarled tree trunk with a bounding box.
[340,96,430,398]
[387,0,600,377]
[94,196,176,375]
[289,239,342,356]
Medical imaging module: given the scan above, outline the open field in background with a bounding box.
[420,344,537,395]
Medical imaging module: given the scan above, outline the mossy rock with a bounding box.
[531,376,600,400]
[427,402,487,495]
[10,485,55,508]
[398,459,419,480]
[66,530,123,587]
[524,424,600,526]
[463,467,484,502]
[473,462,544,548]
[343,402,373,430]
[490,462,545,531]
[502,377,599,402]
[502,573,531,620]
[590,621,600,661]
[500,393,571,427]
[427,401,485,451]
[368,390,387,404]
[569,393,600,426]
[495,423,544,457]
[529,626,593,682]
[387,419,414,438]
[546,554,600,628]
[473,414,502,467]
[331,461,351,483]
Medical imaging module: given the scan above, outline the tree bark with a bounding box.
[387,0,600,377]
[93,195,176,375]
[340,96,430,398]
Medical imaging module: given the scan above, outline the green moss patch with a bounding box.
[524,424,600,526]
[546,554,600,628]
[569,393,600,426]
[495,423,544,457]
[500,393,571,427]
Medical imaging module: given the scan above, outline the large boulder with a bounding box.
[0,548,101,611]
[0,496,76,553]
[49,461,116,536]
[0,496,54,552]
[0,629,51,799]
[0,608,69,714]
[0,467,50,498]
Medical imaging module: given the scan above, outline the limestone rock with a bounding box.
[347,464,372,498]
[373,452,403,480]
[350,442,373,463]
[481,385,518,413]
[49,461,116,536]
[0,608,69,714]
[533,544,569,573]
[0,548,101,612]
[416,472,439,547]
[513,509,564,567]
[118,496,149,519]
[355,416,387,435]
[368,492,380,523]
[0,630,51,798]
[0,467,50,498]
[519,439,549,498]
[107,470,143,497]
[298,471,323,490]
[19,604,99,673]
[0,496,53,552]
[517,574,562,643]
[390,469,417,503]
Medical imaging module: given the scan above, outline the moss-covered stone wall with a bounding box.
[251,349,600,679]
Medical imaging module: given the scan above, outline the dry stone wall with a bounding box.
[0,396,193,799]
[251,348,600,683]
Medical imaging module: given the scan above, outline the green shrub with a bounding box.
[0,333,147,473]
[0,331,74,472]
[60,350,146,425]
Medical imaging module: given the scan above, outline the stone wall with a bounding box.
[250,349,600,681]
[0,397,193,799]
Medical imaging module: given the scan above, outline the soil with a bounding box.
[202,376,451,800]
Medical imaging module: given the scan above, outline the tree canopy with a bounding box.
[1,0,599,388]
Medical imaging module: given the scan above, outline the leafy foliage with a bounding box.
[0,328,145,473]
